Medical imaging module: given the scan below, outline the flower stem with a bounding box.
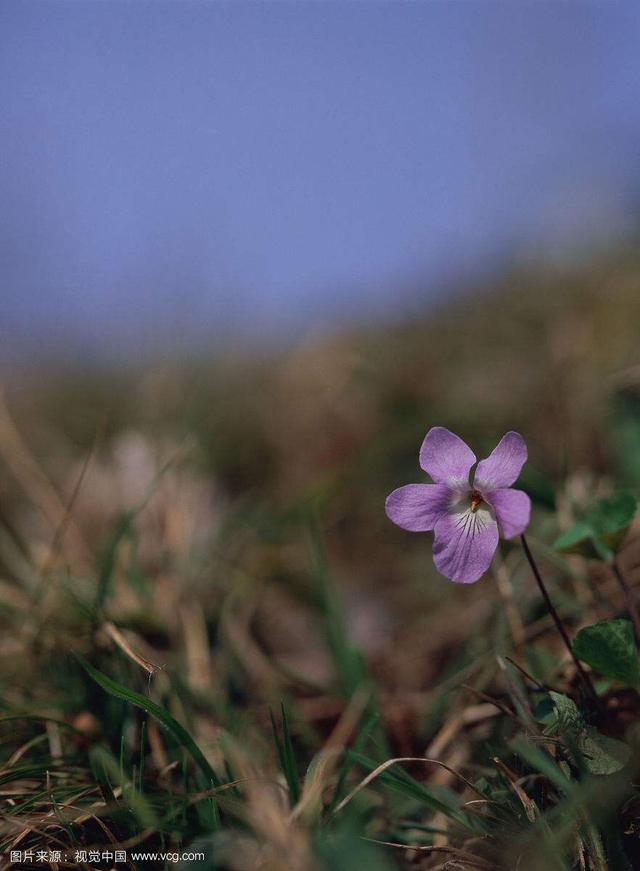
[520,534,599,707]
[612,560,640,643]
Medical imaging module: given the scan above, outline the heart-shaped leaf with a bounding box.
[554,491,637,560]
[547,691,583,733]
[553,521,601,559]
[546,691,630,775]
[578,728,631,776]
[572,619,640,687]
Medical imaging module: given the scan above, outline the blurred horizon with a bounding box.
[2,1,640,366]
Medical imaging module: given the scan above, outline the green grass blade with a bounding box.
[344,750,471,827]
[75,654,221,789]
[280,702,300,804]
[0,714,83,734]
[270,703,300,805]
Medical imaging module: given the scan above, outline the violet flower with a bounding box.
[386,428,530,583]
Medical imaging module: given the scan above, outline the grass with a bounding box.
[3,248,640,868]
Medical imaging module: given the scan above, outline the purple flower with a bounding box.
[386,428,530,584]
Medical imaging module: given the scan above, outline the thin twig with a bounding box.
[361,838,494,869]
[520,535,600,709]
[460,685,520,724]
[103,621,162,677]
[504,656,559,694]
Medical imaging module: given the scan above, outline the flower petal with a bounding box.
[474,432,527,491]
[419,427,476,487]
[385,484,453,532]
[432,508,499,583]
[485,488,531,539]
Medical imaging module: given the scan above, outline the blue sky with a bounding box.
[2,1,640,361]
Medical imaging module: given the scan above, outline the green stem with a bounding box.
[520,535,600,707]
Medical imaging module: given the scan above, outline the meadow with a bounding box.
[3,246,640,869]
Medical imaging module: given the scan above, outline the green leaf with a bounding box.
[587,491,637,538]
[577,728,631,776]
[554,491,637,559]
[572,619,640,687]
[553,521,601,559]
[546,691,630,775]
[548,692,583,734]
[553,520,608,559]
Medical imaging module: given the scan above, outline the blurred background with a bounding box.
[3,0,640,678]
[2,1,640,366]
[3,1,640,839]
